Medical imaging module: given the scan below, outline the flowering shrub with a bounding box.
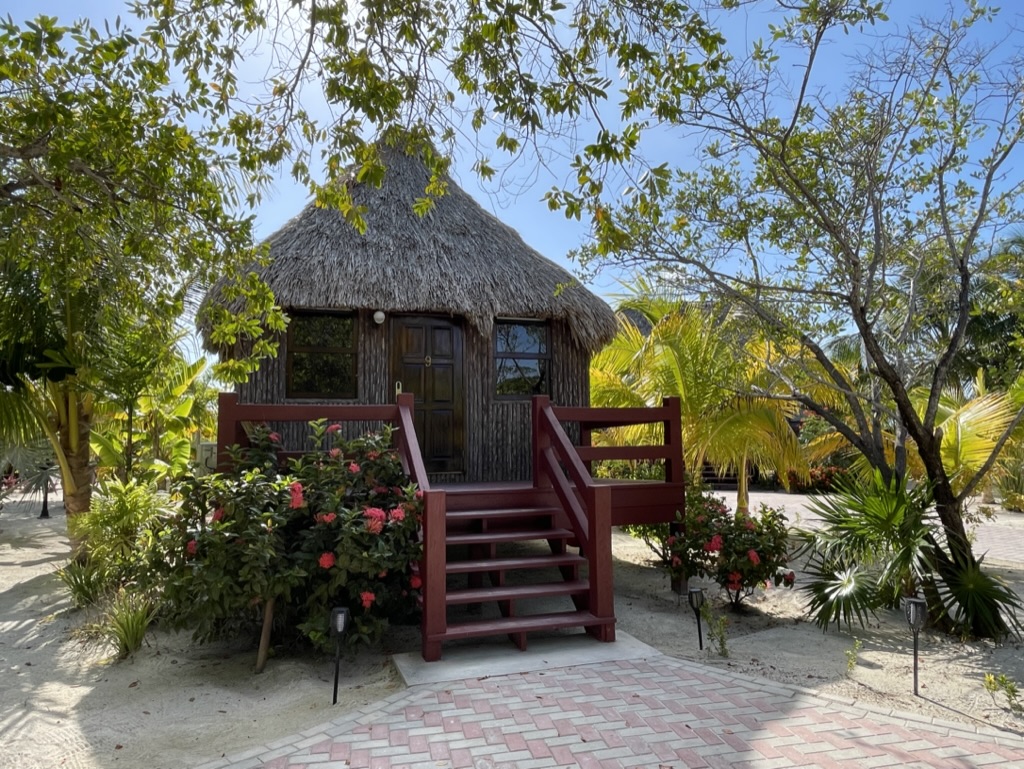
[143,420,423,657]
[670,483,794,609]
[787,464,853,493]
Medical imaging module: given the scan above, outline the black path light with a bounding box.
[904,596,927,696]
[330,607,350,705]
[688,587,706,650]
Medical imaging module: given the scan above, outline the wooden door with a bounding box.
[390,316,464,474]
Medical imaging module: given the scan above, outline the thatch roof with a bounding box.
[201,144,616,353]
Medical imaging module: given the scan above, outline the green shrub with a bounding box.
[68,479,173,591]
[144,420,423,652]
[56,561,107,608]
[104,589,156,658]
[669,484,793,609]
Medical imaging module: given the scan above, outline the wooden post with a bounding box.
[586,484,615,642]
[531,395,551,489]
[663,396,686,594]
[420,488,447,662]
[217,392,245,471]
[662,396,684,484]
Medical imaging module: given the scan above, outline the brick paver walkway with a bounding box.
[193,654,1024,769]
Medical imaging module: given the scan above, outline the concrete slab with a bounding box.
[392,630,662,686]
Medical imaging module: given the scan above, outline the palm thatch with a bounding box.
[200,144,616,353]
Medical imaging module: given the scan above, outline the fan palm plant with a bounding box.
[797,471,1023,638]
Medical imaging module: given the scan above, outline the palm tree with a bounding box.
[591,288,803,511]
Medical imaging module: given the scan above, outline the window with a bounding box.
[286,311,358,399]
[494,320,550,397]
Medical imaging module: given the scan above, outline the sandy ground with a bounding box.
[2,489,1023,769]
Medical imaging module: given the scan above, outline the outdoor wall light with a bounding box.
[373,310,386,325]
[688,587,706,650]
[904,596,927,696]
[330,607,350,705]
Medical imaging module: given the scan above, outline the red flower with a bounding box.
[315,512,337,525]
[366,518,384,535]
[368,451,380,460]
[726,571,743,591]
[348,462,361,473]
[289,481,304,509]
[211,508,225,522]
[703,534,723,552]
[744,519,756,531]
[389,507,405,522]
[186,539,198,556]
[329,448,341,459]
[326,423,342,434]
[415,489,424,500]
[372,485,389,495]
[671,555,681,567]
[268,432,281,444]
[783,570,795,586]
[666,535,677,547]
[409,575,422,590]
[319,552,336,569]
[363,507,387,522]
[748,549,761,566]
[360,591,376,609]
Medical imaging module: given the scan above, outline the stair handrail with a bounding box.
[393,393,447,660]
[394,393,430,492]
[532,395,614,638]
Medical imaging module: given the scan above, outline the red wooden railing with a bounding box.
[531,395,615,640]
[532,395,686,603]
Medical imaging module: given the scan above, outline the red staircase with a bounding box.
[417,483,614,661]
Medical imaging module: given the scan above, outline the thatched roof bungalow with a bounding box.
[202,142,616,483]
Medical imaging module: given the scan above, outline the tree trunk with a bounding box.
[59,391,94,553]
[255,596,276,673]
[735,455,749,515]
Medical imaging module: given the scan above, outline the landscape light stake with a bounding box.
[330,607,350,705]
[688,587,706,650]
[904,597,927,696]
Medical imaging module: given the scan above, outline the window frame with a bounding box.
[285,309,359,400]
[493,319,551,399]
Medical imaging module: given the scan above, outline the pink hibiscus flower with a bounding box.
[389,507,405,522]
[348,462,361,474]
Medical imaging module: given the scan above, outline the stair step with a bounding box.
[435,610,613,641]
[446,506,559,522]
[447,528,573,546]
[446,553,585,574]
[446,580,589,605]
